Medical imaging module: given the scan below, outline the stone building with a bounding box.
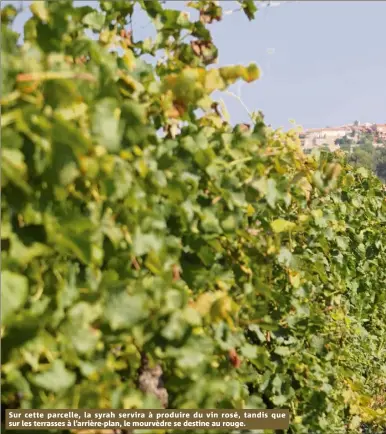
[300,126,349,151]
[300,123,386,151]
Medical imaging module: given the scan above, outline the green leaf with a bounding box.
[274,346,290,356]
[200,209,222,233]
[161,311,187,341]
[53,117,91,153]
[52,231,93,265]
[271,394,288,406]
[104,289,148,330]
[121,100,147,125]
[266,178,278,208]
[82,11,106,31]
[132,230,162,257]
[277,247,293,267]
[176,347,205,369]
[1,5,18,25]
[356,167,368,178]
[1,271,29,325]
[9,240,53,267]
[61,324,100,355]
[240,343,258,359]
[310,335,325,354]
[1,148,32,194]
[91,98,122,152]
[31,360,76,393]
[183,307,202,326]
[239,0,258,20]
[144,250,163,275]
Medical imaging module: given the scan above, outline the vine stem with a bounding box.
[224,90,255,124]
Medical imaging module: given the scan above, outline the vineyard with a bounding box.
[1,1,385,433]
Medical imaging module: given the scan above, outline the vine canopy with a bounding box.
[1,1,385,433]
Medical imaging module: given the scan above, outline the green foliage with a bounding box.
[348,147,374,172]
[337,130,386,182]
[1,1,385,433]
[374,147,386,182]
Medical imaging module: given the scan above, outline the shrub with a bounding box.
[1,1,385,433]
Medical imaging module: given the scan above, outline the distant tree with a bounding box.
[348,148,373,171]
[336,135,353,152]
[374,147,386,182]
[331,130,384,183]
[358,132,374,149]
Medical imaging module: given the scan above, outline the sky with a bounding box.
[5,0,386,130]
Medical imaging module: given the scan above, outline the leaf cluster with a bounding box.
[1,2,385,433]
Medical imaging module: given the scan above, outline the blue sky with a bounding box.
[6,1,386,130]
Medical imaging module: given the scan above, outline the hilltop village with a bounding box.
[299,122,386,151]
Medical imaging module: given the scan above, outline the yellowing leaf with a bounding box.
[122,50,136,71]
[191,292,216,316]
[210,294,232,321]
[144,250,163,275]
[244,63,260,82]
[298,214,309,223]
[311,209,323,219]
[289,270,301,288]
[270,219,296,233]
[55,102,88,121]
[204,69,225,93]
[247,204,255,216]
[30,1,49,22]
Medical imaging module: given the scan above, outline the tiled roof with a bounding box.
[303,123,386,135]
[305,126,349,133]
